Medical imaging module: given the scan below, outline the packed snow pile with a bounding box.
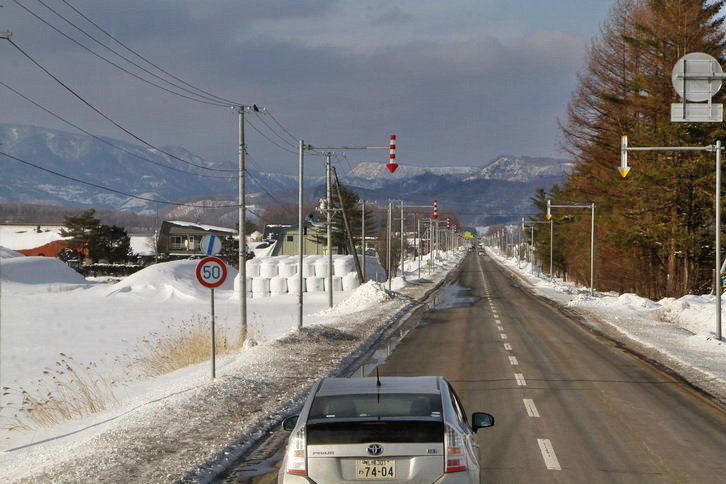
[658,295,719,335]
[568,292,660,311]
[0,255,85,285]
[320,281,394,316]
[104,259,237,299]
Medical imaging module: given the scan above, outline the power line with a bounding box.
[0,149,240,209]
[264,109,300,143]
[14,0,229,107]
[58,0,241,107]
[5,37,237,172]
[246,117,300,155]
[253,114,297,148]
[0,80,236,180]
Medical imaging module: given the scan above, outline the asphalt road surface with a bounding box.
[377,252,726,483]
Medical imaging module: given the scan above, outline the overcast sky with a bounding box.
[1,0,614,175]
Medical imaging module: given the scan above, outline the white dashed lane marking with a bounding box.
[537,439,561,470]
[500,333,508,340]
[509,355,519,366]
[523,399,540,417]
[515,373,527,386]
[503,343,512,351]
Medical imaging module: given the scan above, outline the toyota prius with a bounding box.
[279,376,494,483]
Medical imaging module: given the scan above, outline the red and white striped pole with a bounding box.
[386,135,398,173]
[432,200,439,220]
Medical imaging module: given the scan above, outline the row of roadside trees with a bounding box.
[529,0,726,300]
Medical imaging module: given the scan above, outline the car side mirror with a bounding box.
[282,415,299,431]
[471,412,494,432]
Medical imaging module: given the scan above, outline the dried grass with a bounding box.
[1,354,118,431]
[131,315,243,378]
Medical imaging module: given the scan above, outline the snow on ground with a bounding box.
[0,225,66,251]
[486,247,726,401]
[0,247,466,481]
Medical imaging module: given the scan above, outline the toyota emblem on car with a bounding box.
[367,444,383,456]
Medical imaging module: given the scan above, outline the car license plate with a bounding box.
[355,459,395,479]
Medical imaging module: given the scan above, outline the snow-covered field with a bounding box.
[0,246,463,481]
[486,247,725,401]
[1,243,723,481]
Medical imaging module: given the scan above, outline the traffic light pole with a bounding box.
[621,138,723,341]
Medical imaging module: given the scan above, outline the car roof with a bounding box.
[315,376,443,396]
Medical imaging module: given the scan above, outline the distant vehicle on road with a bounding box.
[279,376,494,483]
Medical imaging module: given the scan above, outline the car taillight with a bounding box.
[285,426,307,475]
[444,424,467,473]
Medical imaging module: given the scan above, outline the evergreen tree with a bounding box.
[60,209,131,263]
[556,0,725,298]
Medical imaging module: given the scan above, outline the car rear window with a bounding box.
[308,393,442,419]
[307,420,445,444]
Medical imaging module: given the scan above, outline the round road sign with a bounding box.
[672,52,723,102]
[195,256,228,288]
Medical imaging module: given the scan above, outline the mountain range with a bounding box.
[0,124,573,226]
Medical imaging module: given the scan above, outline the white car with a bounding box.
[279,376,494,483]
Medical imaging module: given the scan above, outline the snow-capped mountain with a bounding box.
[0,124,572,225]
[465,155,574,182]
[0,124,303,215]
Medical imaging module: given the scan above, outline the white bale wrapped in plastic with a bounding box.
[314,258,330,277]
[259,260,278,278]
[278,262,297,277]
[302,261,316,277]
[251,277,270,293]
[324,275,343,292]
[245,260,261,277]
[306,276,325,292]
[269,276,288,294]
[333,257,354,276]
[342,272,361,291]
[287,275,305,293]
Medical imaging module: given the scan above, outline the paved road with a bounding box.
[378,252,726,483]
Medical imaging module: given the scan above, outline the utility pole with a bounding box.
[387,202,392,290]
[297,140,305,329]
[361,200,366,281]
[400,201,405,281]
[236,105,264,345]
[325,153,333,308]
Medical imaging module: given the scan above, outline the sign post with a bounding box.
[195,256,228,380]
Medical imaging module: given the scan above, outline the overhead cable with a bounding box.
[58,0,242,106]
[0,149,240,209]
[14,0,229,107]
[0,80,237,180]
[4,38,237,172]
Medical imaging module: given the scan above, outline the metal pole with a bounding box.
[417,217,421,279]
[717,141,722,340]
[237,108,247,345]
[361,200,366,281]
[387,202,392,290]
[297,140,304,328]
[590,203,595,296]
[326,153,333,308]
[400,201,405,280]
[210,287,216,380]
[549,219,554,279]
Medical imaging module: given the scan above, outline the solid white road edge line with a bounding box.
[523,398,539,417]
[515,373,526,386]
[537,439,561,470]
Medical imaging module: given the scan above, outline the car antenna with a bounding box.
[376,367,381,387]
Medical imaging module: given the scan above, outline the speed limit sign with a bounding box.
[195,256,228,288]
